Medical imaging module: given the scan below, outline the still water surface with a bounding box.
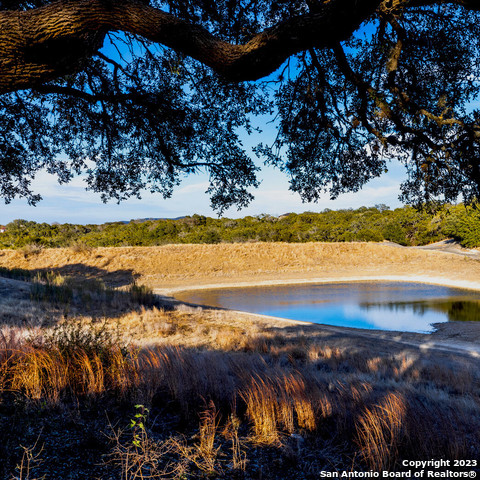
[175,282,480,333]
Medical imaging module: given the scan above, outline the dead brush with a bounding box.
[402,394,475,462]
[19,244,43,259]
[108,345,139,395]
[307,344,343,367]
[134,348,166,405]
[137,346,237,416]
[366,355,420,382]
[68,241,93,255]
[66,344,136,397]
[419,361,474,395]
[222,414,247,471]
[173,401,222,475]
[355,391,407,471]
[10,434,45,480]
[9,346,107,401]
[196,401,222,472]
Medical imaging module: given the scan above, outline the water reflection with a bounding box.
[362,299,480,323]
[175,282,480,333]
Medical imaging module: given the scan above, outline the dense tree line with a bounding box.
[1,205,480,249]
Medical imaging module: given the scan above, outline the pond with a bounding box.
[175,281,480,333]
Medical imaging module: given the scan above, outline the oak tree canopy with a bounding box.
[1,0,480,211]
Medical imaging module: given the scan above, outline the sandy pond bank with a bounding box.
[157,274,480,359]
[156,274,480,295]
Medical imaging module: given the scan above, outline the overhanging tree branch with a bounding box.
[0,0,387,94]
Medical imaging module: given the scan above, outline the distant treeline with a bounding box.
[2,204,480,249]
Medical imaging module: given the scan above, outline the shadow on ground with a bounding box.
[0,264,173,327]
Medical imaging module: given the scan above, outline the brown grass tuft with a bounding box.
[355,391,407,470]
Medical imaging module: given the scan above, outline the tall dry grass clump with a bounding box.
[10,347,68,402]
[240,372,318,445]
[241,376,280,444]
[2,323,137,403]
[282,374,316,431]
[355,391,407,470]
[8,344,135,402]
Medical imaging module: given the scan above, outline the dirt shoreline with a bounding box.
[157,274,480,358]
[1,242,480,357]
[156,274,480,295]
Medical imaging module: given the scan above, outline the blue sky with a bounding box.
[1,156,405,224]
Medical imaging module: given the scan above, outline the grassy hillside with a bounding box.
[1,242,480,291]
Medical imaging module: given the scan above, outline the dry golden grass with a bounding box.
[1,316,480,477]
[240,372,317,445]
[1,242,480,290]
[355,391,407,470]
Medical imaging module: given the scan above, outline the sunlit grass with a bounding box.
[1,316,479,478]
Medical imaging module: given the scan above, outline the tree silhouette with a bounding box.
[1,0,480,211]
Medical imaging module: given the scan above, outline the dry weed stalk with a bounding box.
[174,402,222,475]
[222,414,247,471]
[10,435,45,480]
[172,402,222,475]
[197,401,221,472]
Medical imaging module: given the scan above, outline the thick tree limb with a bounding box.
[2,0,479,94]
[0,0,383,93]
[1,0,479,93]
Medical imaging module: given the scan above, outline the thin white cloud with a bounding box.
[1,160,405,224]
